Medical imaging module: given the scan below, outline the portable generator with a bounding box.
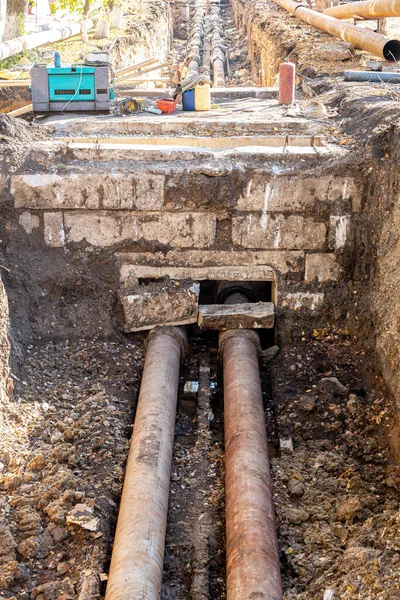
[31,52,111,113]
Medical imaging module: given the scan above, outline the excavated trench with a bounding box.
[1,1,400,600]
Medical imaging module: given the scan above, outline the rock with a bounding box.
[298,396,316,411]
[66,504,99,532]
[287,508,309,524]
[0,560,19,589]
[318,377,348,397]
[317,41,353,61]
[337,546,381,573]
[52,526,69,543]
[26,453,46,472]
[288,479,304,497]
[336,496,362,521]
[365,60,383,71]
[323,591,335,600]
[18,536,40,558]
[280,437,294,454]
[18,506,42,536]
[57,559,75,575]
[262,345,280,363]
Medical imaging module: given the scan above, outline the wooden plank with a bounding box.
[198,302,275,330]
[0,80,30,87]
[115,58,158,78]
[115,78,171,84]
[115,62,172,82]
[7,103,32,116]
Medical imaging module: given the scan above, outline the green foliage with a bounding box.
[51,0,113,14]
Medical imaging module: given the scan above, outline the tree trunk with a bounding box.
[3,0,25,41]
[0,0,7,42]
[94,10,110,39]
[81,0,90,44]
[111,4,123,28]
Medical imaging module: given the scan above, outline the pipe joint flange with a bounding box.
[218,329,262,360]
[147,325,188,360]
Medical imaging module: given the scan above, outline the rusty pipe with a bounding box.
[105,326,187,600]
[272,0,400,60]
[324,0,400,19]
[221,330,282,600]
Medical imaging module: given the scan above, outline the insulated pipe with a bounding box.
[220,299,282,600]
[105,326,187,600]
[0,21,93,61]
[272,0,400,60]
[324,0,400,19]
[344,69,400,81]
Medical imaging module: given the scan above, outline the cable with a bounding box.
[113,97,141,115]
[61,64,84,114]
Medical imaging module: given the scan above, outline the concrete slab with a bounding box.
[40,98,327,138]
[119,280,200,332]
[198,302,275,330]
[116,86,279,100]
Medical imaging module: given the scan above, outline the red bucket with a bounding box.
[156,98,177,114]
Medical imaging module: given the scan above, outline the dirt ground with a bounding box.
[0,338,143,600]
[1,0,400,599]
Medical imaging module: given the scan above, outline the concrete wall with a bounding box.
[6,142,363,341]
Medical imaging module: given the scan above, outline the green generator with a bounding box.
[31,63,110,113]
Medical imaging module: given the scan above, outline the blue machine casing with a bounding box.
[31,63,110,113]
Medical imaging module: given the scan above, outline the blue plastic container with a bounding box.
[182,89,195,111]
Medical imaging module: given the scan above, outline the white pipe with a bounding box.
[0,20,94,61]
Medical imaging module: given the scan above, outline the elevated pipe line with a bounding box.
[271,0,400,60]
[219,289,282,600]
[324,0,400,19]
[105,326,187,600]
[0,21,94,61]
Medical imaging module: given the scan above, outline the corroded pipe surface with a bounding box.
[272,0,400,60]
[105,327,185,600]
[324,0,400,19]
[222,333,282,600]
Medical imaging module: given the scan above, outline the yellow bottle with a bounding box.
[195,83,211,111]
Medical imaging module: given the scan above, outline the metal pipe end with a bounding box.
[218,329,262,359]
[383,39,400,61]
[147,326,188,360]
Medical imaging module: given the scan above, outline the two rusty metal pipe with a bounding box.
[324,0,400,20]
[220,288,282,600]
[272,0,400,60]
[105,326,186,600]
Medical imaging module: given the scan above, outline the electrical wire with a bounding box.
[61,64,84,114]
[113,97,141,115]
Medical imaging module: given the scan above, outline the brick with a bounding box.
[237,175,361,212]
[63,211,216,248]
[329,215,350,249]
[19,211,39,234]
[44,212,65,247]
[119,280,199,332]
[305,253,342,282]
[116,250,304,285]
[198,302,275,330]
[11,173,165,211]
[232,214,326,250]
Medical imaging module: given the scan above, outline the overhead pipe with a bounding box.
[324,0,400,19]
[219,288,282,600]
[105,326,187,600]
[0,21,94,61]
[272,0,400,60]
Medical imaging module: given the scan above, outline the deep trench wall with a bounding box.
[0,275,10,428]
[356,126,400,450]
[3,143,363,344]
[230,0,368,84]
